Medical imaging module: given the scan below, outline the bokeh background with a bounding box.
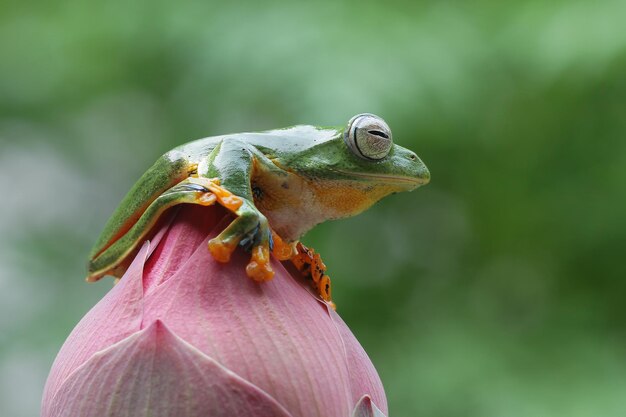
[1,1,625,416]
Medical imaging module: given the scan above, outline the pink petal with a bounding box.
[42,210,177,411]
[46,320,293,417]
[41,240,149,414]
[329,309,388,414]
[43,205,388,417]
[142,207,229,292]
[351,395,387,417]
[140,205,355,417]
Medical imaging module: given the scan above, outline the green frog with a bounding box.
[87,113,430,305]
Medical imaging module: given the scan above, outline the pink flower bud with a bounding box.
[42,205,387,417]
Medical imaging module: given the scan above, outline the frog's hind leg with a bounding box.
[86,178,217,282]
[89,152,195,262]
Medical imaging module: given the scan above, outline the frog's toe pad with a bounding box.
[271,231,298,261]
[246,246,274,282]
[188,177,243,212]
[246,261,274,282]
[197,193,217,205]
[208,238,237,263]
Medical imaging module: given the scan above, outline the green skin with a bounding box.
[87,115,430,281]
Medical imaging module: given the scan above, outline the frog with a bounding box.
[87,113,430,306]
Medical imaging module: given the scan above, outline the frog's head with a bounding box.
[289,112,429,184]
[333,112,429,189]
[267,113,429,238]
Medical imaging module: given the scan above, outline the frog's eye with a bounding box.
[344,113,393,160]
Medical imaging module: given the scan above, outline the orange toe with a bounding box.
[197,193,217,206]
[188,177,243,211]
[271,232,297,261]
[208,238,237,263]
[246,261,274,282]
[246,245,273,282]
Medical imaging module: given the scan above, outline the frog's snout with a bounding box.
[407,152,430,187]
[416,163,430,185]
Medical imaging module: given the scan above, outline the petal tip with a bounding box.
[352,395,388,417]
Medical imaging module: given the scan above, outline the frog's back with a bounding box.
[175,125,340,161]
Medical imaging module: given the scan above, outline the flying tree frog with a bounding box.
[87,113,430,305]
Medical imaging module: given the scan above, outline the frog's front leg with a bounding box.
[87,178,219,281]
[201,139,285,282]
[208,198,274,281]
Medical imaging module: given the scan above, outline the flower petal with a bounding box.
[44,204,389,417]
[42,240,149,414]
[329,309,388,414]
[351,395,387,417]
[141,205,355,417]
[142,206,229,292]
[45,320,293,417]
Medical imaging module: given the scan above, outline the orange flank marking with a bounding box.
[271,231,298,261]
[318,275,332,302]
[246,245,274,282]
[311,252,326,286]
[208,238,238,263]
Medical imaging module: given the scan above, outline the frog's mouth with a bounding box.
[330,169,429,187]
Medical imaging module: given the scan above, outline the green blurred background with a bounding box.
[1,1,625,416]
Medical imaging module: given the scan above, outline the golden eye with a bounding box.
[344,113,393,160]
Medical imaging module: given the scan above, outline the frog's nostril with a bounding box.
[408,153,417,161]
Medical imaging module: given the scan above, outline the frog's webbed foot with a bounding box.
[291,242,336,310]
